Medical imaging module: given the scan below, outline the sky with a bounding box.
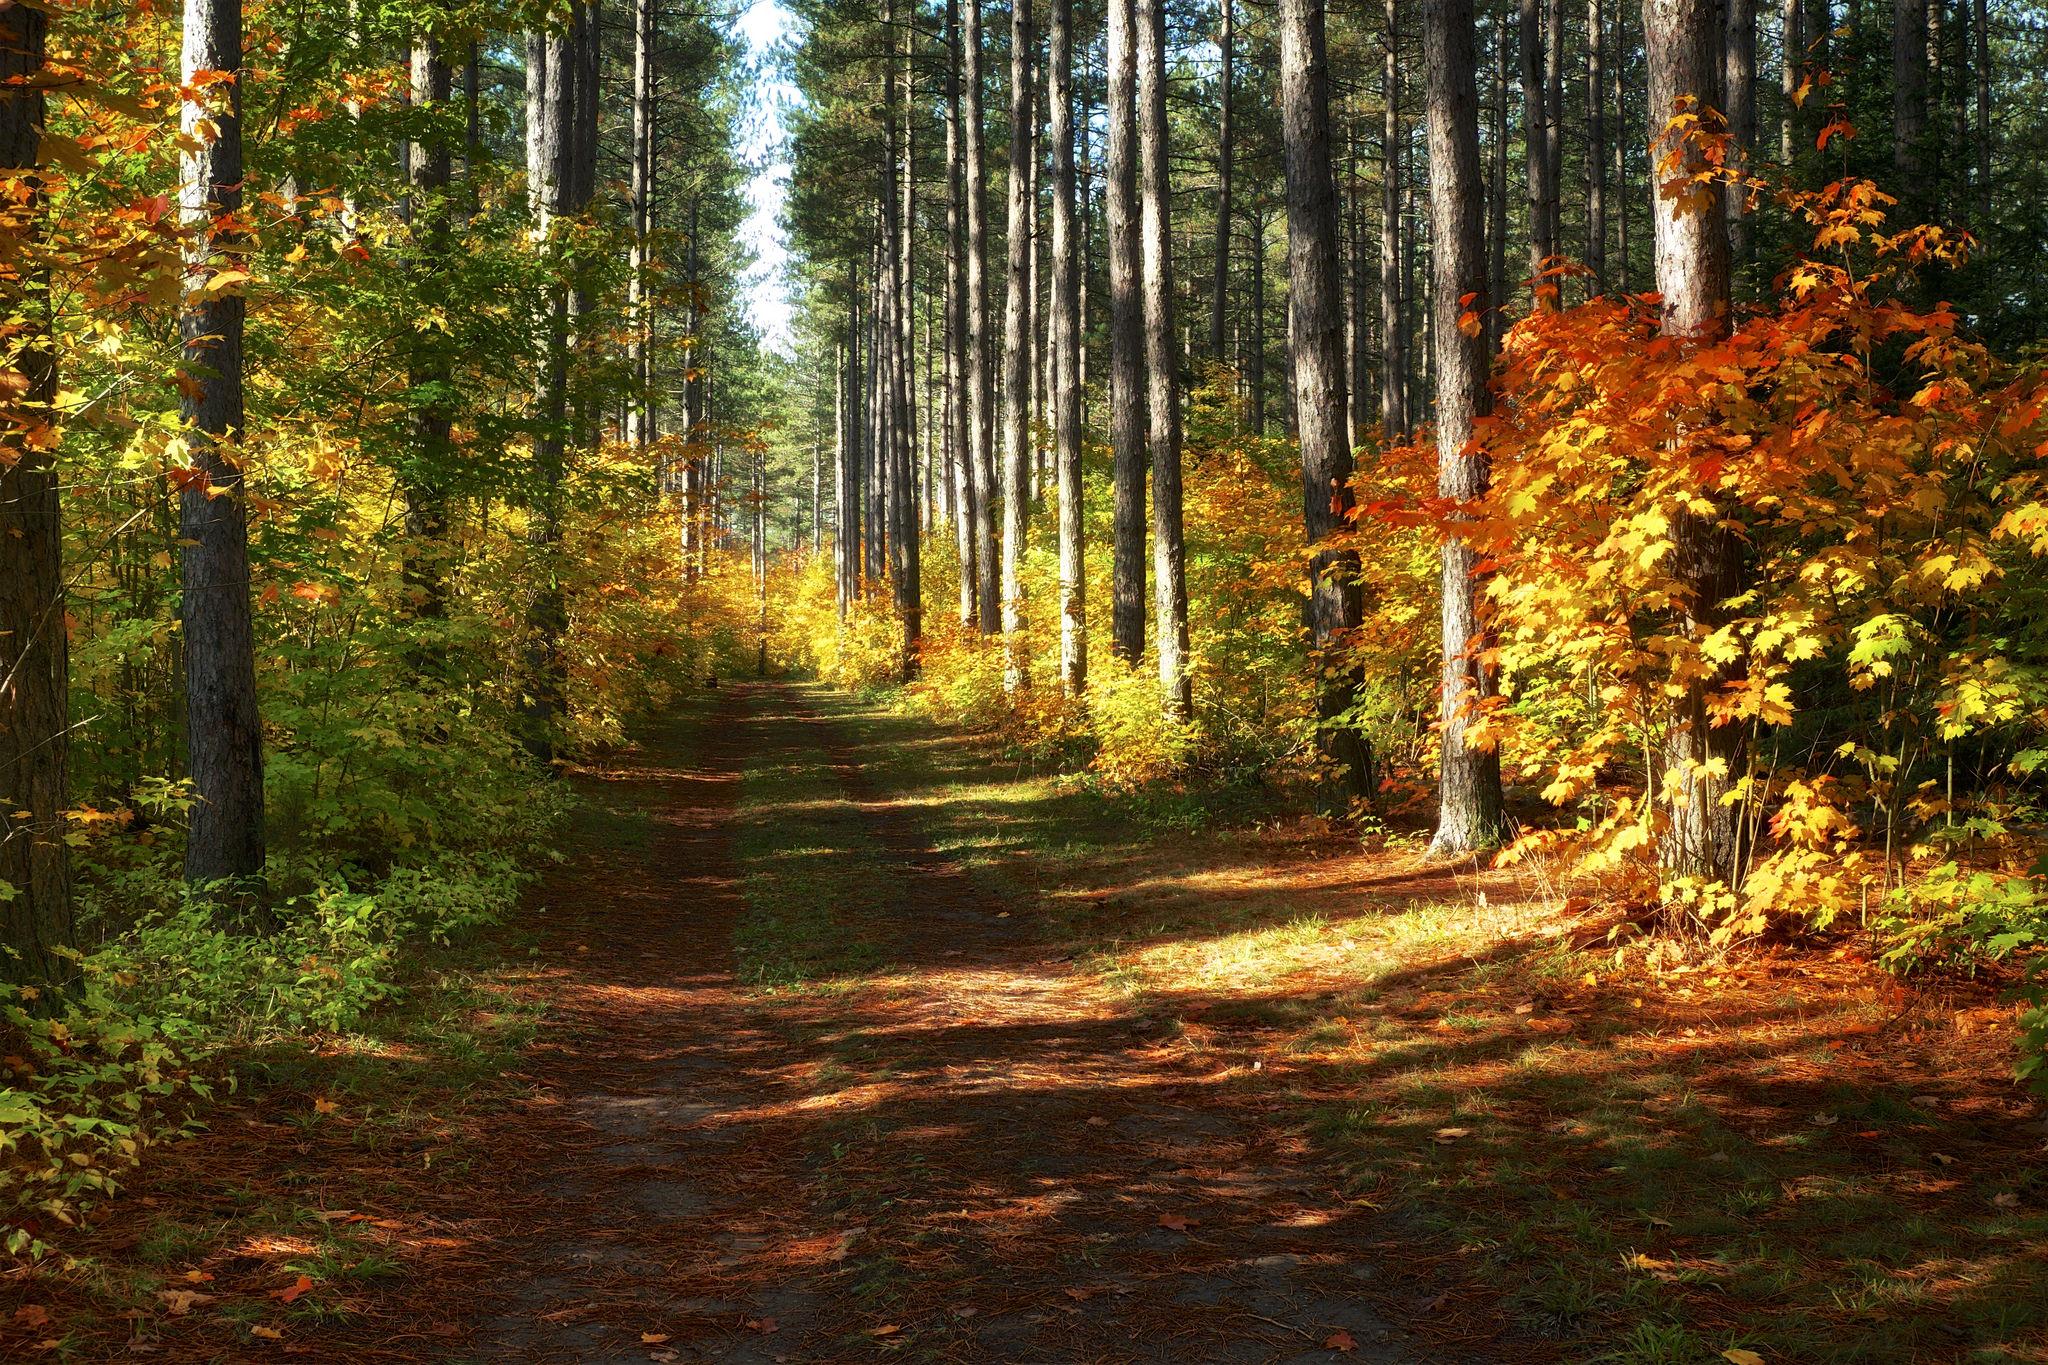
[736,0,799,354]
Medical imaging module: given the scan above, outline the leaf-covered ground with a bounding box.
[3,682,2043,1362]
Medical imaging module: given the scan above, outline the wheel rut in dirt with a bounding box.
[466,683,1469,1363]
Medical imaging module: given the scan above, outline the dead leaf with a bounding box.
[641,1333,671,1344]
[1433,1127,1472,1144]
[1992,1192,2019,1208]
[745,1317,779,1335]
[250,1326,284,1341]
[1809,1113,1839,1127]
[312,1097,338,1115]
[275,1275,314,1304]
[869,1324,900,1337]
[1157,1213,1197,1232]
[12,1305,50,1329]
[1326,1330,1358,1353]
[158,1290,213,1317]
[1721,1351,1767,1365]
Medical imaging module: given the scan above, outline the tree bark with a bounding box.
[1138,0,1191,721]
[1051,0,1086,694]
[1210,0,1234,365]
[946,0,979,627]
[1488,15,1510,345]
[1518,0,1552,299]
[1780,0,1801,163]
[405,33,453,625]
[1647,0,1746,892]
[1281,0,1373,805]
[1381,0,1406,433]
[1106,0,1146,664]
[1971,0,1988,213]
[1725,0,1756,269]
[0,0,74,981]
[1002,0,1036,687]
[965,0,1001,631]
[1248,199,1267,434]
[627,0,656,448]
[887,0,921,678]
[1424,0,1509,854]
[1543,0,1563,277]
[180,0,266,894]
[1586,0,1608,293]
[1893,0,1928,176]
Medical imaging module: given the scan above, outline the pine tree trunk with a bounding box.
[947,0,979,629]
[1281,0,1372,805]
[1780,0,1801,163]
[1488,15,1510,346]
[1210,0,1234,365]
[180,0,267,893]
[1381,0,1406,434]
[1424,0,1509,854]
[1249,200,1266,435]
[1543,0,1563,279]
[0,0,74,981]
[1586,0,1608,293]
[1647,0,1746,893]
[1106,0,1146,664]
[1613,0,1631,287]
[405,33,453,625]
[1051,0,1086,695]
[889,1,922,678]
[1001,0,1036,687]
[1138,0,1190,721]
[965,0,1001,632]
[1971,0,1988,213]
[1519,0,1552,296]
[1894,0,1928,176]
[1725,0,1755,270]
[627,0,656,447]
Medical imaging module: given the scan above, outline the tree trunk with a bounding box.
[180,0,266,894]
[1586,0,1608,293]
[1050,0,1086,695]
[1489,15,1510,345]
[965,0,1001,632]
[1893,0,1928,176]
[1519,0,1552,298]
[1002,0,1036,687]
[1613,0,1631,287]
[405,33,453,625]
[1647,0,1746,893]
[1780,0,1801,163]
[1543,0,1563,280]
[1971,0,1988,214]
[1725,0,1755,270]
[1138,0,1191,721]
[947,0,979,628]
[1424,0,1509,854]
[1106,0,1146,664]
[1281,0,1372,805]
[1210,0,1234,365]
[1381,0,1406,434]
[1249,200,1267,434]
[627,0,656,448]
[0,0,74,982]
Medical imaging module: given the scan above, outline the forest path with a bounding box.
[461,680,1448,1364]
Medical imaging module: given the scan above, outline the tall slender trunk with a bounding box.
[1281,0,1372,804]
[1249,199,1267,434]
[0,0,74,980]
[1138,0,1190,721]
[1780,0,1801,163]
[1381,0,1406,433]
[1587,0,1608,292]
[947,0,979,627]
[965,0,1001,631]
[1106,0,1146,663]
[836,332,859,616]
[1613,0,1631,287]
[1488,15,1510,345]
[1519,0,1552,299]
[1647,0,1746,892]
[1543,0,1563,282]
[1210,0,1234,365]
[1346,111,1371,448]
[1971,0,1988,214]
[627,0,656,447]
[1893,0,1928,177]
[180,0,266,892]
[891,0,922,678]
[405,33,454,626]
[1725,0,1755,271]
[1001,0,1036,686]
[1425,0,1509,853]
[1051,0,1086,694]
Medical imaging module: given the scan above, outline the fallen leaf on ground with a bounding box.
[745,1317,778,1334]
[869,1324,901,1337]
[1722,1351,1766,1365]
[276,1275,314,1304]
[312,1097,338,1114]
[250,1326,284,1341]
[12,1306,50,1328]
[1433,1127,1472,1143]
[158,1290,213,1316]
[641,1333,671,1344]
[1326,1330,1357,1352]
[1157,1213,1197,1232]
